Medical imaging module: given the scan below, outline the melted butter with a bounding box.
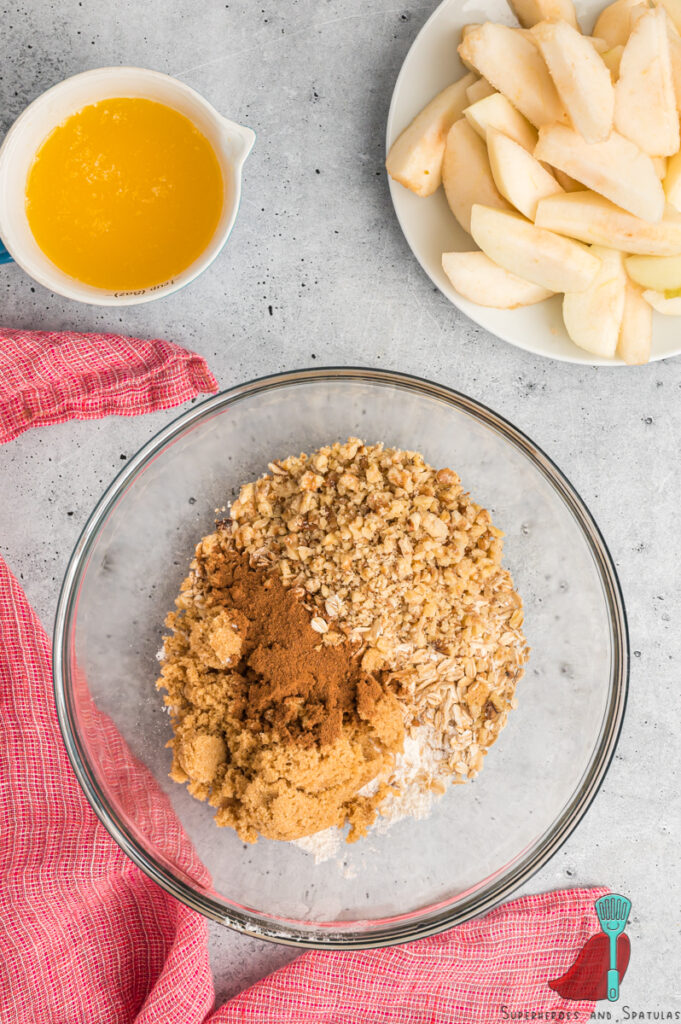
[25,97,224,290]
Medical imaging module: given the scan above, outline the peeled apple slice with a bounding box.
[563,247,627,357]
[441,251,553,307]
[458,22,566,128]
[535,124,665,222]
[441,120,511,235]
[460,24,482,70]
[668,32,681,112]
[602,44,625,77]
[642,288,681,312]
[664,150,681,210]
[464,93,538,153]
[487,128,563,220]
[594,0,648,47]
[470,204,601,293]
[506,0,580,28]
[466,78,496,103]
[653,157,668,180]
[536,191,681,254]
[615,7,679,156]
[553,168,584,191]
[625,252,681,290]
[618,281,653,363]
[386,72,476,196]
[653,0,681,35]
[531,20,615,142]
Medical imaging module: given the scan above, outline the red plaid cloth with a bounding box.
[0,330,606,1023]
[0,328,218,442]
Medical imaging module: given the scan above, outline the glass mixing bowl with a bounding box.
[53,368,628,948]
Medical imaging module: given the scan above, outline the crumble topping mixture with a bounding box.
[157,439,529,847]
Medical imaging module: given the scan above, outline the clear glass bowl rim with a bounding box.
[53,366,629,949]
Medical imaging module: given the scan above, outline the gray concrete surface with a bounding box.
[0,0,679,1015]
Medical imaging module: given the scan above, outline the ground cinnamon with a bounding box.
[195,546,387,746]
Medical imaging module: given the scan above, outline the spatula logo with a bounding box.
[548,893,631,1002]
[595,894,632,1001]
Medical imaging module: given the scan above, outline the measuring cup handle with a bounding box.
[0,240,14,265]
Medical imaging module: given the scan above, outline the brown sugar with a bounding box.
[157,539,404,843]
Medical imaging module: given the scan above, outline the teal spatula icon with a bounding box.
[595,894,631,1001]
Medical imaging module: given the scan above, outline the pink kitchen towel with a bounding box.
[0,329,605,1023]
[0,327,217,443]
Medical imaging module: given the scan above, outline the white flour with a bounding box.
[292,723,447,865]
[373,726,444,832]
[294,826,344,862]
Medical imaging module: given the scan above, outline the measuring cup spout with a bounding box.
[219,118,255,168]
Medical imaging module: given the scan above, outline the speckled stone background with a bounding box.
[0,0,679,1014]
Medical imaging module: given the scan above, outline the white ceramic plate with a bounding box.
[386,0,681,365]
